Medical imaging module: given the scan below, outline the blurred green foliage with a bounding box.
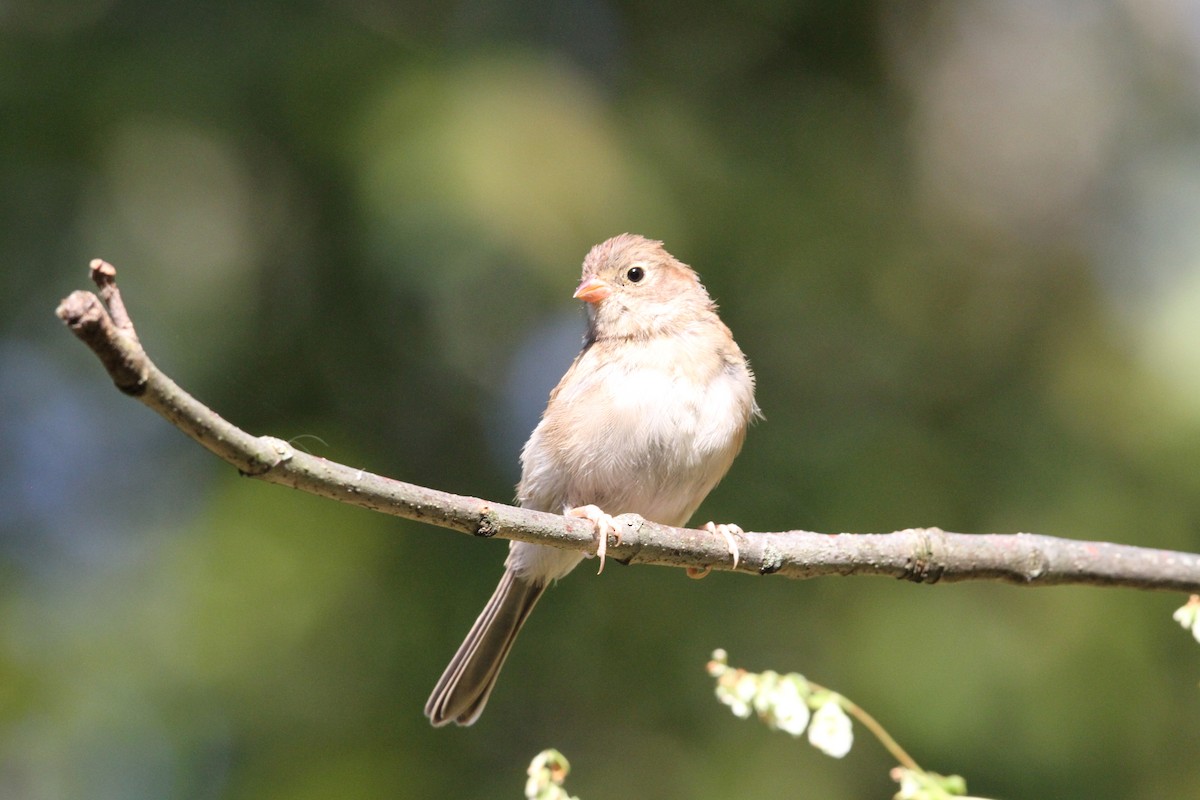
[4,1,1200,798]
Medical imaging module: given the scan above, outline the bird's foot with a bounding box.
[686,522,743,579]
[567,504,621,574]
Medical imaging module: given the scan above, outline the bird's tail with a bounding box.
[425,569,546,726]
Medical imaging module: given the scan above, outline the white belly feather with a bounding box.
[518,334,751,528]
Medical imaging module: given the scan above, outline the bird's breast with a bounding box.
[519,334,753,527]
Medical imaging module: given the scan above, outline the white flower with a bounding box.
[1173,596,1200,643]
[525,750,576,800]
[730,673,759,718]
[716,671,759,718]
[892,767,922,799]
[525,764,547,797]
[753,670,780,716]
[808,698,854,758]
[770,675,811,736]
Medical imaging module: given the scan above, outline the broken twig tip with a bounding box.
[89,259,116,282]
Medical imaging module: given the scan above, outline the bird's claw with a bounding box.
[567,504,621,574]
[706,521,743,569]
[686,522,743,579]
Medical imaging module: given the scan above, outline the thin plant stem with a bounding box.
[809,680,921,772]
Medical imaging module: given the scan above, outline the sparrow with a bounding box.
[424,233,758,726]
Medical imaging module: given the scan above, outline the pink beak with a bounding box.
[573,276,611,304]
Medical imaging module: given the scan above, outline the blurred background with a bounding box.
[4,0,1200,797]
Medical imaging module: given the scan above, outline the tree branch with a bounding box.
[56,260,1200,593]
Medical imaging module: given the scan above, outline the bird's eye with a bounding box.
[627,266,645,283]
